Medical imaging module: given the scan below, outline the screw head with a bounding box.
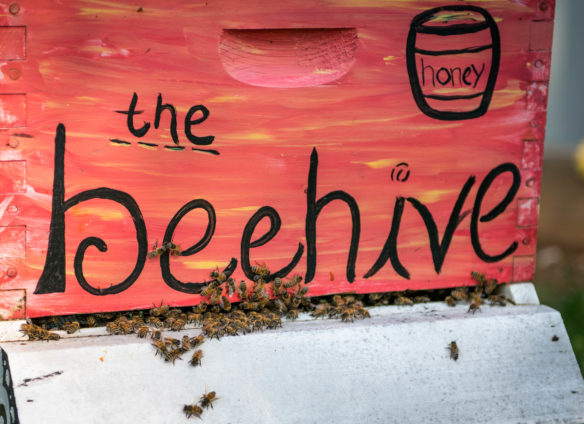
[6,268,17,278]
[8,2,19,15]
[8,68,20,80]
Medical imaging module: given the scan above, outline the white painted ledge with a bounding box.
[1,298,583,424]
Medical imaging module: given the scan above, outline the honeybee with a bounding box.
[273,278,283,296]
[284,275,303,289]
[227,278,236,296]
[165,348,184,365]
[241,301,260,311]
[210,267,227,282]
[136,326,150,338]
[180,335,192,351]
[368,293,383,303]
[164,337,180,347]
[413,296,431,303]
[395,296,413,306]
[20,323,40,340]
[192,302,207,314]
[488,295,507,306]
[147,241,159,259]
[150,302,169,317]
[445,296,456,307]
[209,290,221,306]
[106,321,120,335]
[220,296,231,312]
[451,288,469,301]
[152,340,167,356]
[170,318,186,331]
[358,307,371,319]
[183,404,203,419]
[190,334,205,347]
[471,271,487,286]
[468,301,481,314]
[312,304,329,319]
[239,281,248,300]
[201,281,219,297]
[151,329,162,340]
[167,242,181,256]
[189,349,203,366]
[62,321,80,334]
[447,341,459,361]
[251,262,270,278]
[200,390,218,409]
[119,320,134,335]
[484,279,498,295]
[341,307,356,322]
[86,316,97,327]
[298,286,309,296]
[224,325,238,336]
[187,312,203,324]
[286,309,299,320]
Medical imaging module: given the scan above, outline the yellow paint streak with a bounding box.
[182,261,225,270]
[314,68,338,75]
[383,56,395,64]
[110,141,131,147]
[417,189,455,204]
[229,132,272,141]
[68,207,124,221]
[217,205,260,217]
[206,95,246,103]
[355,158,394,169]
[490,80,524,109]
[137,143,158,151]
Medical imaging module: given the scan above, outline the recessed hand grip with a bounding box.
[219,28,358,88]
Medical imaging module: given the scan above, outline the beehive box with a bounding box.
[0,0,554,318]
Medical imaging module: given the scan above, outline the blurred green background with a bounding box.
[536,156,584,376]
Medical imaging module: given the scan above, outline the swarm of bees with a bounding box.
[183,389,218,419]
[442,271,515,313]
[311,294,370,322]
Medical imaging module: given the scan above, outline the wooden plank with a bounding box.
[0,0,555,317]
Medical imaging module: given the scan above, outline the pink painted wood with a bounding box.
[0,0,554,317]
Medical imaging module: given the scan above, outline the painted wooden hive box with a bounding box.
[0,0,554,318]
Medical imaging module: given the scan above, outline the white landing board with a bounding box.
[1,297,583,423]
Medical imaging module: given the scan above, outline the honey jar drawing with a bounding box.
[406,5,500,120]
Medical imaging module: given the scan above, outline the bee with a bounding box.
[395,296,413,306]
[445,296,456,307]
[187,312,203,324]
[450,288,469,301]
[183,404,203,419]
[190,334,205,347]
[86,316,97,327]
[155,243,167,256]
[220,296,231,312]
[165,348,184,365]
[241,301,260,311]
[224,325,238,336]
[251,262,270,278]
[200,390,218,409]
[170,318,186,332]
[106,321,121,335]
[147,241,159,259]
[471,271,487,284]
[357,307,371,319]
[211,267,227,282]
[119,320,134,334]
[209,290,222,306]
[151,329,162,340]
[273,278,283,296]
[468,301,481,314]
[201,281,219,297]
[286,309,299,320]
[167,242,181,256]
[131,317,145,330]
[447,341,459,361]
[341,307,357,322]
[291,294,302,308]
[62,321,80,334]
[284,275,303,289]
[180,335,192,351]
[298,286,309,296]
[272,299,287,315]
[150,302,169,317]
[189,349,203,366]
[20,323,41,340]
[488,295,507,306]
[136,326,150,338]
[312,304,329,319]
[164,337,180,347]
[484,279,498,295]
[227,278,236,296]
[368,293,383,303]
[552,335,559,342]
[152,340,167,356]
[413,295,431,303]
[239,281,248,300]
[146,316,164,328]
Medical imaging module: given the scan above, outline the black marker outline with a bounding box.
[406,5,500,120]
